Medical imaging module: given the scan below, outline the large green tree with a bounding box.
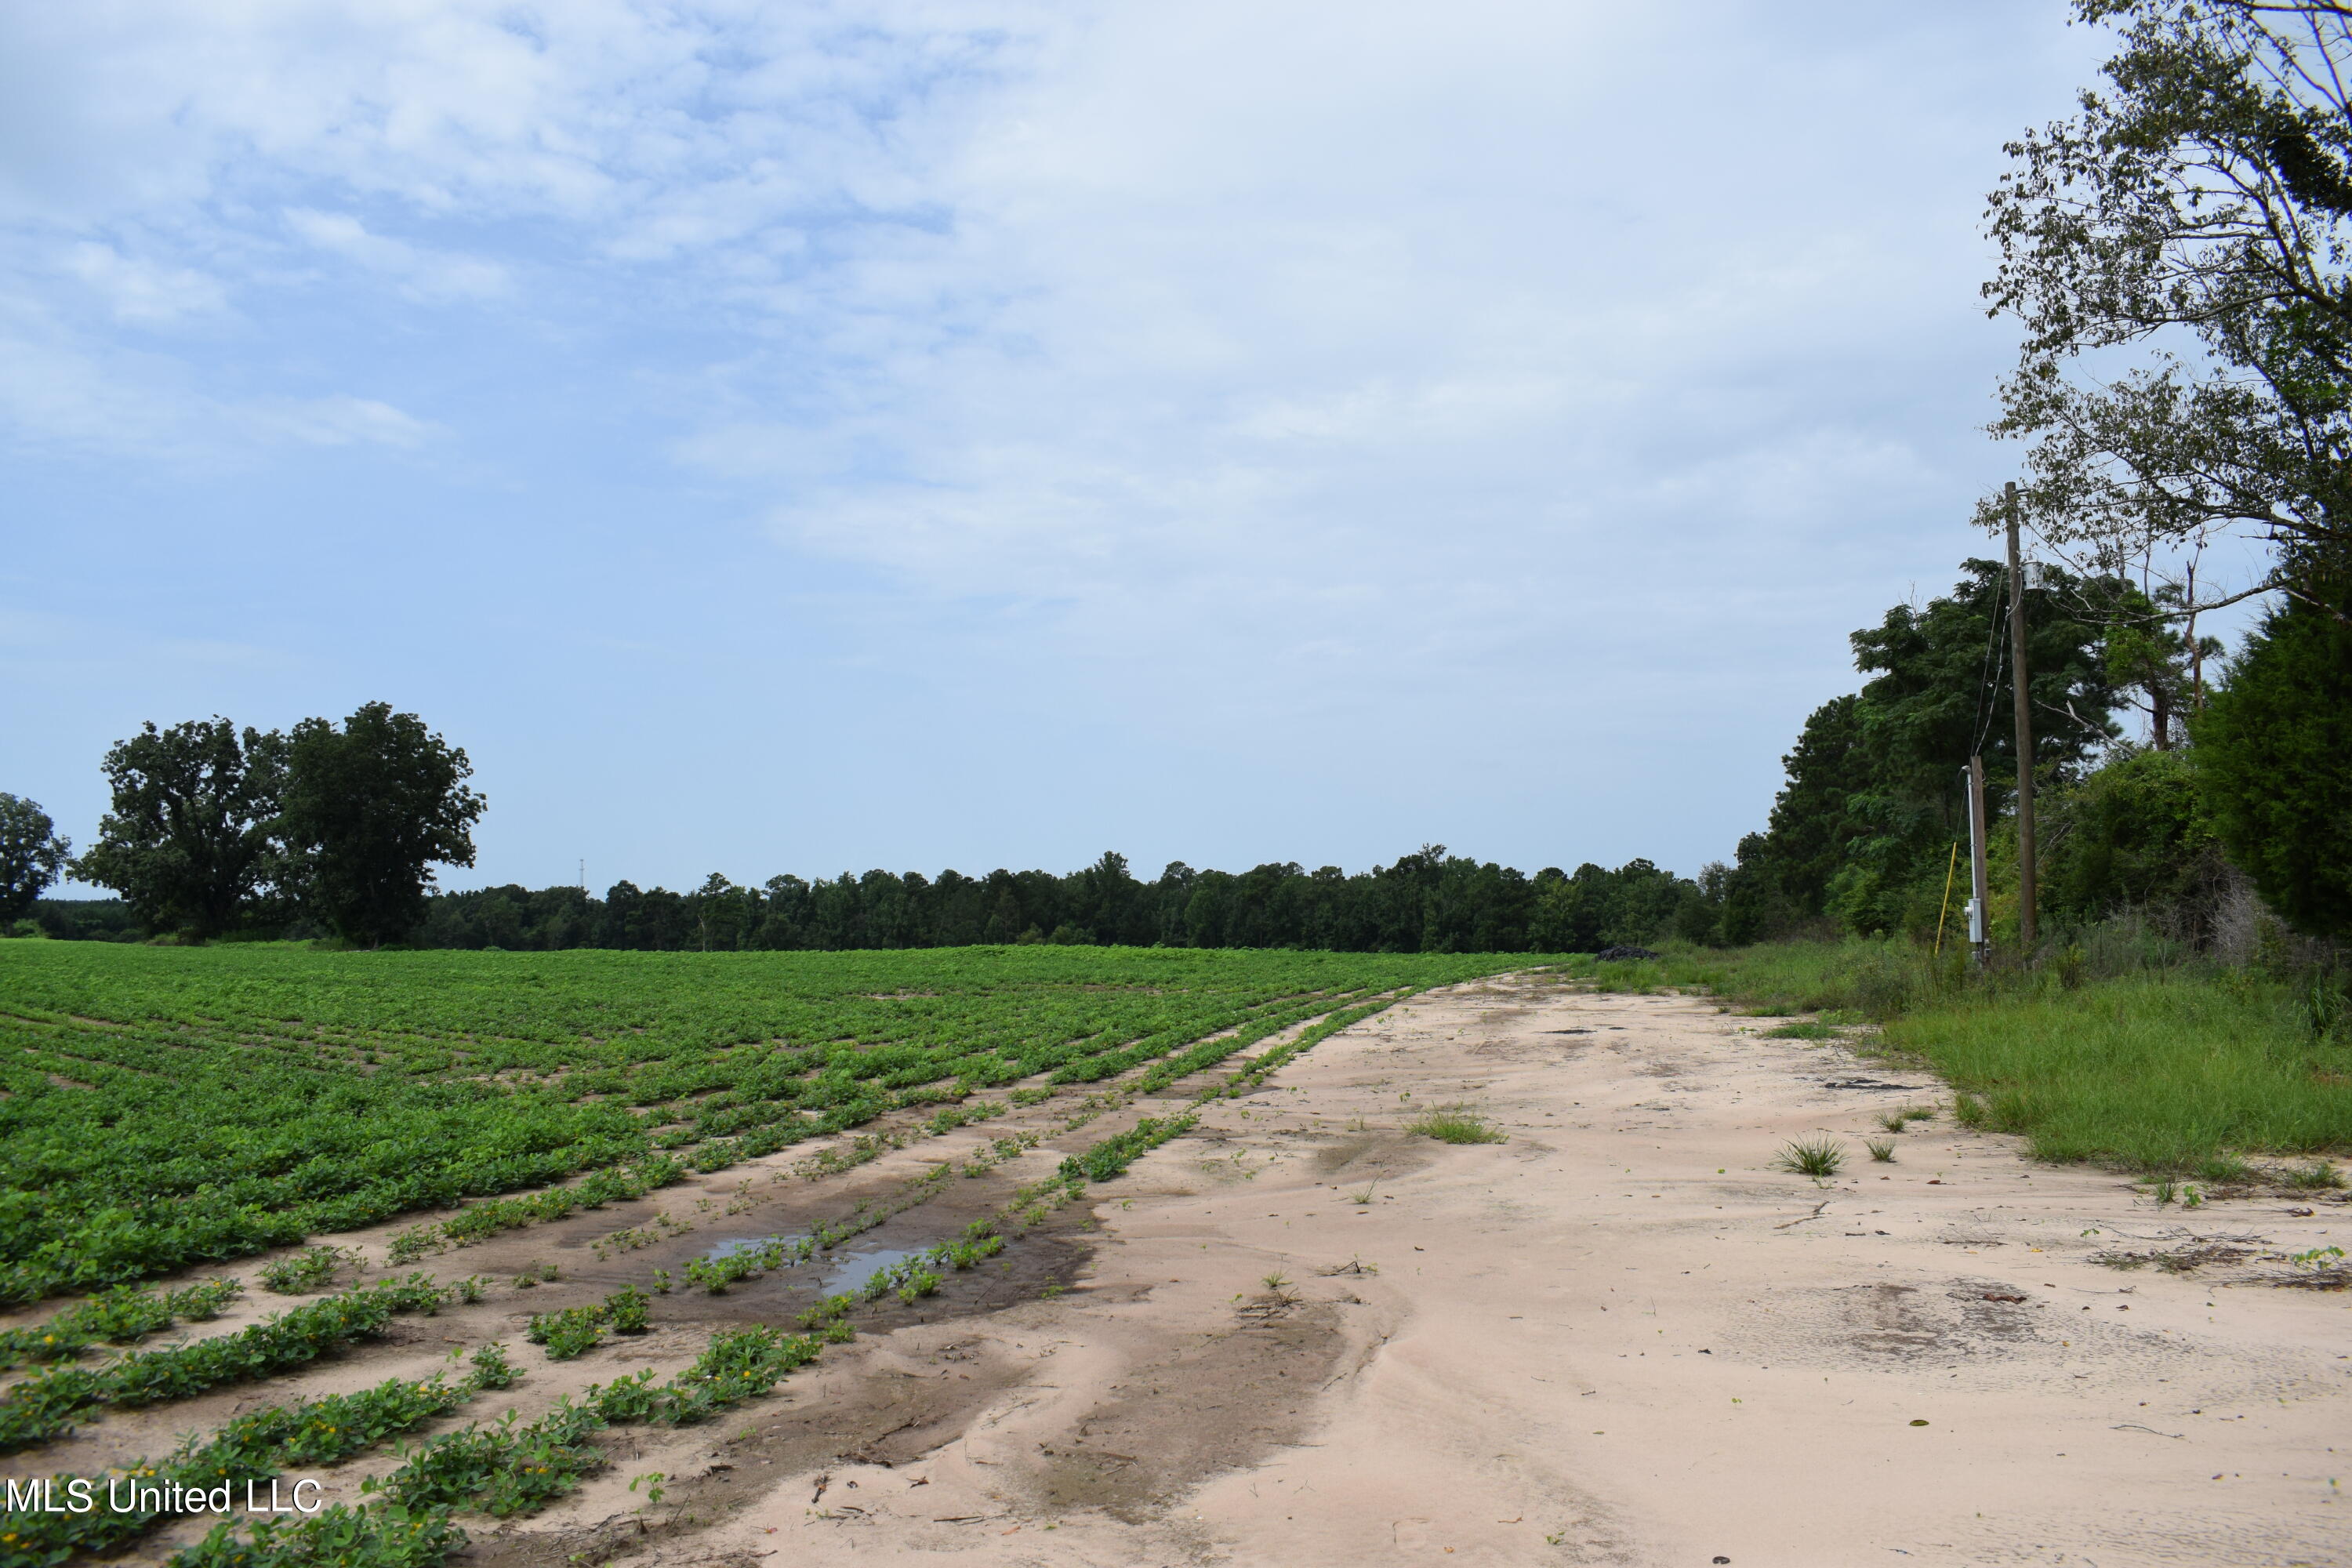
[72,719,287,937]
[0,794,69,925]
[279,703,486,947]
[1984,0,2352,593]
[2193,576,2352,936]
[1849,560,2119,808]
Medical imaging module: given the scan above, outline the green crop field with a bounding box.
[0,942,1524,1305]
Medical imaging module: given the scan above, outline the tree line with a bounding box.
[7,710,1726,954]
[408,850,1713,955]
[24,847,1720,956]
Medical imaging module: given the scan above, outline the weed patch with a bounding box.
[1406,1106,1505,1145]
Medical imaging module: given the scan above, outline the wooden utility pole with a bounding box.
[1965,757,1991,969]
[2005,481,2038,953]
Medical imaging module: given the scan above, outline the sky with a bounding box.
[3,1,2178,894]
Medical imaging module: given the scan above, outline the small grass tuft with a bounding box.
[1873,1111,1909,1134]
[1773,1137,1845,1178]
[1762,1022,1838,1040]
[1408,1106,1506,1145]
[1864,1137,1897,1163]
[2281,1160,2347,1189]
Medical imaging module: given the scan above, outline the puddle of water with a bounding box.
[698,1237,930,1294]
[821,1247,924,1294]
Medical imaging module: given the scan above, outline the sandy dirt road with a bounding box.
[499,972,2349,1568]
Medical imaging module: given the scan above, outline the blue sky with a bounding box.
[5,2,2172,893]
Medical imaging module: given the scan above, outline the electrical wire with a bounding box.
[1967,575,2012,764]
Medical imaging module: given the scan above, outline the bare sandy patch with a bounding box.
[581,974,2352,1568]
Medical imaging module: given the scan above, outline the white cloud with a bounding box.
[283,208,507,300]
[680,2,2079,666]
[62,241,227,323]
[245,393,436,448]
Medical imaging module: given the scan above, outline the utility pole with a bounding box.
[2005,481,2038,954]
[1965,757,1991,969]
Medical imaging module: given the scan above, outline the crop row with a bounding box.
[0,1279,241,1371]
[384,1156,688,1263]
[169,1322,842,1566]
[0,1348,517,1566]
[0,1276,461,1452]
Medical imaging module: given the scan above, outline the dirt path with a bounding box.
[482,971,2352,1568]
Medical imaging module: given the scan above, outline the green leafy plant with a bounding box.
[260,1247,351,1295]
[368,1403,607,1516]
[524,1307,608,1361]
[603,1285,650,1334]
[466,1342,517,1390]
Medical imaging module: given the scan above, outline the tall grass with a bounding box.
[1886,978,2348,1168]
[1565,940,2352,1171]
